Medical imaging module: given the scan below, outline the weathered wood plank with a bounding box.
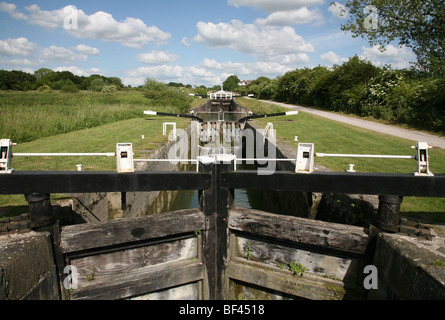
[129,282,200,300]
[226,259,346,300]
[233,236,359,282]
[61,209,205,253]
[71,237,198,287]
[229,208,369,255]
[70,260,205,300]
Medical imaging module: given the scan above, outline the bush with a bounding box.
[101,84,119,93]
[358,70,444,131]
[60,83,80,93]
[37,84,51,93]
[89,78,105,92]
[143,79,192,114]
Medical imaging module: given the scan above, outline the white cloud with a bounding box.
[53,66,103,77]
[126,65,185,80]
[328,2,348,19]
[255,7,324,26]
[136,50,179,65]
[66,10,171,48]
[124,64,222,87]
[181,37,191,47]
[361,45,415,69]
[320,51,347,65]
[194,20,314,59]
[74,44,99,55]
[0,58,33,66]
[200,57,306,78]
[187,66,214,78]
[0,2,27,20]
[0,37,38,56]
[3,3,170,48]
[24,4,67,30]
[228,0,325,13]
[40,45,87,63]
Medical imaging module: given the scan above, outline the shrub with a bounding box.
[37,84,51,93]
[89,78,105,92]
[60,83,80,93]
[143,79,192,114]
[101,84,119,93]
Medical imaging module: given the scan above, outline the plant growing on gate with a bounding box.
[289,262,306,277]
[243,241,254,261]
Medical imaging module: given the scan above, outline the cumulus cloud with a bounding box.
[228,0,325,13]
[124,64,222,87]
[53,66,103,77]
[255,7,324,26]
[361,45,415,69]
[126,65,184,80]
[2,3,170,48]
[320,51,347,65]
[0,37,38,56]
[181,37,191,47]
[328,2,348,19]
[74,44,100,55]
[136,50,179,65]
[194,20,314,59]
[66,10,171,48]
[0,58,33,66]
[40,45,87,63]
[0,2,27,20]
[200,57,307,78]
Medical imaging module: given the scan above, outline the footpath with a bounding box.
[254,98,445,149]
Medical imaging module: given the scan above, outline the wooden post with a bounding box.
[25,193,57,231]
[25,193,63,298]
[375,195,403,233]
[199,158,234,300]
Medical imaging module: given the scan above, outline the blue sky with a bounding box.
[0,0,415,87]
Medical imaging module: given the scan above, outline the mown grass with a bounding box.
[0,116,190,214]
[238,97,445,219]
[0,89,200,217]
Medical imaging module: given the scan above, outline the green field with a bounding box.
[0,89,195,216]
[0,91,444,222]
[0,90,203,143]
[0,116,190,214]
[238,97,445,220]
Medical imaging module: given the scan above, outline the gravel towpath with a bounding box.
[254,99,445,149]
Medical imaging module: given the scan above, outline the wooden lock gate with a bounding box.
[0,165,444,300]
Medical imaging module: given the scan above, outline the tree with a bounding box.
[340,0,445,75]
[223,75,240,91]
[0,70,36,90]
[34,68,54,80]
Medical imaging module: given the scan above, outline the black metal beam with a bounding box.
[0,171,212,195]
[146,111,204,122]
[238,111,298,123]
[221,171,445,197]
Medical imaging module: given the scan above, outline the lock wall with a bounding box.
[68,126,193,222]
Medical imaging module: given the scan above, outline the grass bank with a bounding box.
[238,97,445,219]
[0,117,190,215]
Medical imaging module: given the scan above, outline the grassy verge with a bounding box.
[0,116,190,216]
[238,97,445,220]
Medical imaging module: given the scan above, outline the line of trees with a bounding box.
[0,68,124,93]
[237,56,445,133]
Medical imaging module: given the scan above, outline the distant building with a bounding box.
[237,80,252,86]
